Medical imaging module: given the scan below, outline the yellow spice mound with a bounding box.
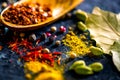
[62,31,90,56]
[24,61,64,80]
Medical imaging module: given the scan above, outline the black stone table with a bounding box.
[0,0,120,80]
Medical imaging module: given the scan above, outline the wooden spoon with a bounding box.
[0,0,83,31]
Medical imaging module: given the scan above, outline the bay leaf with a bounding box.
[86,7,120,54]
[110,40,120,71]
[85,7,120,71]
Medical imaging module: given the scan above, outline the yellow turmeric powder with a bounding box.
[24,61,64,80]
[62,31,90,56]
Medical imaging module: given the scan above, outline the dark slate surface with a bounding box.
[0,0,120,80]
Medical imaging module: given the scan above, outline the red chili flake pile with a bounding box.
[8,38,61,66]
[3,2,52,25]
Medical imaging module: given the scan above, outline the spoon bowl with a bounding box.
[0,0,83,31]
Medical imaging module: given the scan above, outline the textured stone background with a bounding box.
[0,0,120,80]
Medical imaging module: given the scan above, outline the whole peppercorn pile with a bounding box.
[2,2,52,25]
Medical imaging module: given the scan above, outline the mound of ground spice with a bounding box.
[3,2,52,25]
[24,61,64,80]
[62,31,90,56]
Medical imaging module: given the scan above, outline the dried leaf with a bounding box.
[86,7,120,53]
[110,40,120,71]
[85,7,120,71]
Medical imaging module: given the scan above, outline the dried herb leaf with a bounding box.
[110,40,120,71]
[85,7,120,71]
[86,7,120,54]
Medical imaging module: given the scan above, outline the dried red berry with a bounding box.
[59,26,66,33]
[46,32,51,37]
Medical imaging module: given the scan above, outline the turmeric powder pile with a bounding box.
[24,61,64,80]
[62,31,90,56]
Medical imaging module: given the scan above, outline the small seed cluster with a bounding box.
[40,26,66,46]
[13,25,66,47]
[3,3,52,25]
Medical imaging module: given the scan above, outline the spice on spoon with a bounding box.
[2,2,52,25]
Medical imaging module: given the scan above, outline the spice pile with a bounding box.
[1,24,104,80]
[24,61,64,80]
[5,25,68,79]
[2,2,52,25]
[62,31,90,56]
[8,37,61,66]
[0,1,106,79]
[7,25,68,67]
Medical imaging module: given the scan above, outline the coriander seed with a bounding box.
[68,26,73,31]
[55,40,61,46]
[29,33,37,41]
[20,33,25,38]
[69,52,77,59]
[2,2,8,8]
[42,48,50,53]
[50,26,57,32]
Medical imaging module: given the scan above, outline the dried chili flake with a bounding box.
[0,45,3,50]
[8,37,62,66]
[3,2,52,25]
[53,52,62,55]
